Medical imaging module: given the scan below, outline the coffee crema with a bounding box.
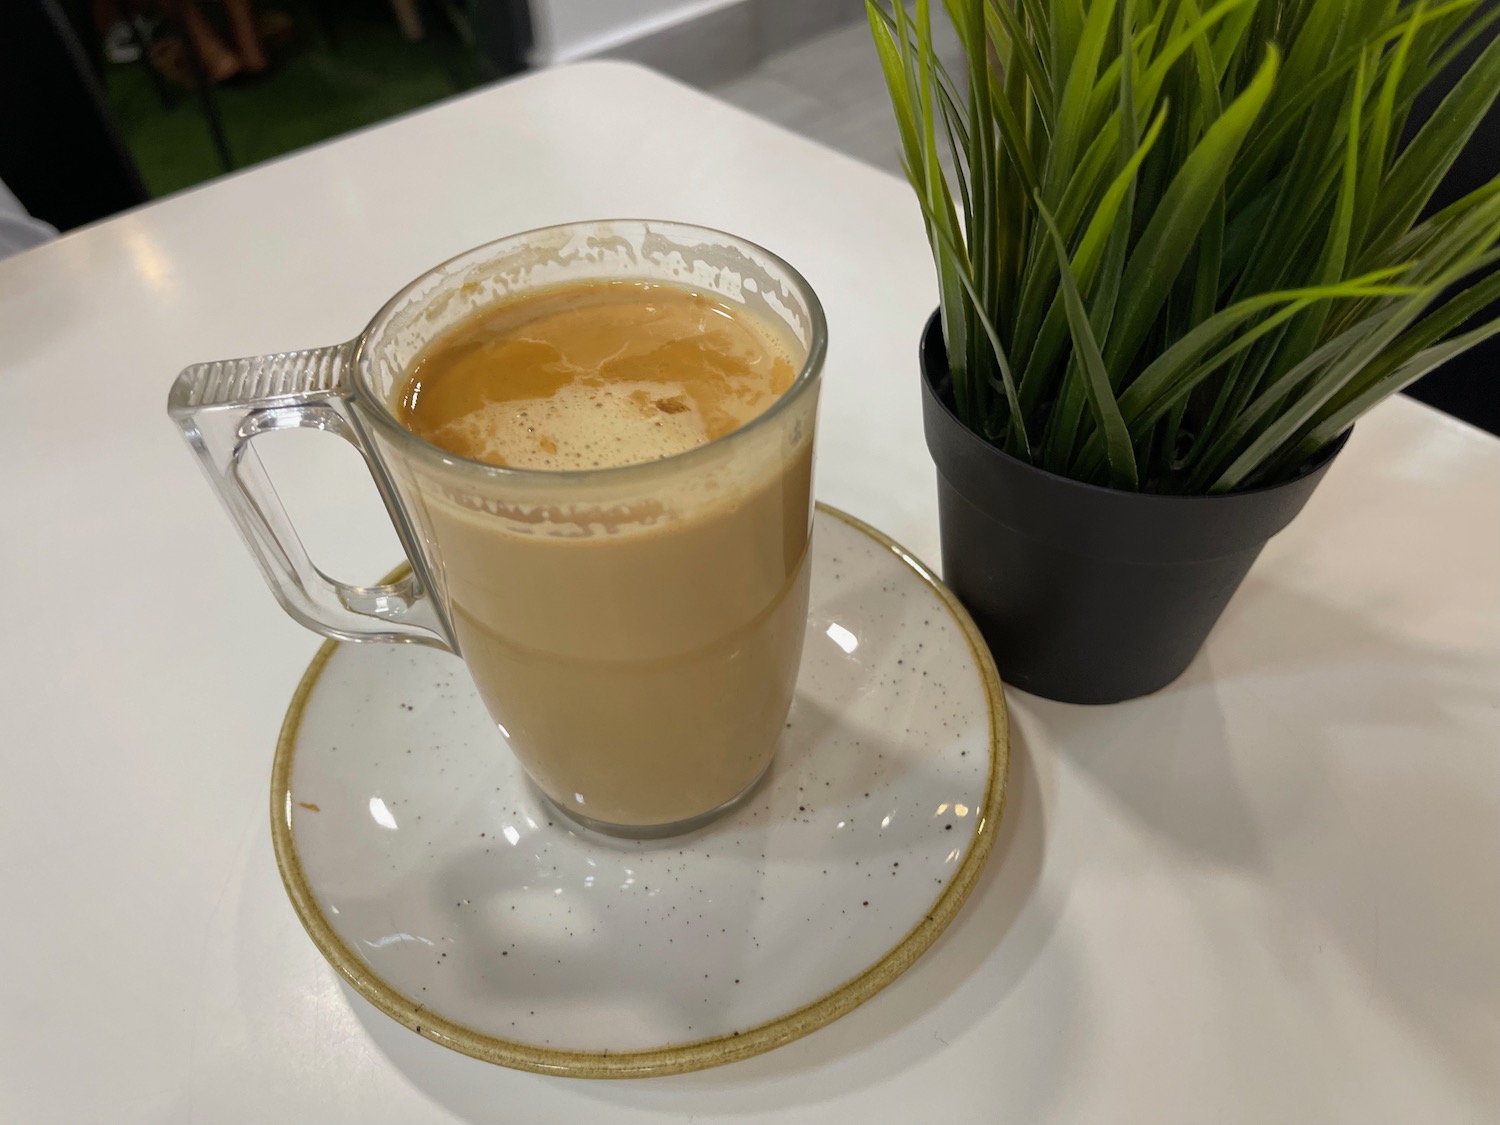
[399,280,796,471]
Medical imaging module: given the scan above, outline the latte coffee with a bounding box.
[396,279,815,829]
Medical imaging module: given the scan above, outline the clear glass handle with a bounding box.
[168,344,454,650]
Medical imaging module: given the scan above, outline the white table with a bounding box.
[2,62,1497,1125]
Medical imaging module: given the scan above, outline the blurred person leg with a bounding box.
[153,0,241,82]
[222,0,267,74]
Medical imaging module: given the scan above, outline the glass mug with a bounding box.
[169,220,826,837]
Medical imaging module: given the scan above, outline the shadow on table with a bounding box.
[1036,575,1496,868]
[1033,576,1499,1103]
[345,721,1062,1121]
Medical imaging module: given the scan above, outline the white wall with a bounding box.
[530,0,743,64]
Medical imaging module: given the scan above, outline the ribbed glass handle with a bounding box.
[168,342,453,650]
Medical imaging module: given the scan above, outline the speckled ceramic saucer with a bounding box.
[272,504,1009,1078]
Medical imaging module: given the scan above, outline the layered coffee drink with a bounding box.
[396,279,815,830]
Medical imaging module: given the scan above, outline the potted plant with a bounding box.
[868,0,1500,703]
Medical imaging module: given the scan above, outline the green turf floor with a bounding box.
[104,6,472,197]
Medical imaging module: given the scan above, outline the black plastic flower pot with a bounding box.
[919,311,1348,704]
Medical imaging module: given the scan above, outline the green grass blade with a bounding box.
[982,0,1055,120]
[1219,179,1279,277]
[935,75,974,237]
[1138,0,1257,111]
[1320,319,1500,432]
[873,1,973,425]
[1362,178,1500,276]
[1083,17,1163,136]
[1105,45,1280,377]
[1037,197,1139,489]
[934,61,972,154]
[1179,0,1226,126]
[1263,303,1500,481]
[1350,1,1423,259]
[987,59,1043,195]
[918,0,984,425]
[1232,2,1466,212]
[1195,308,1410,491]
[1209,0,1256,79]
[1391,1,1494,136]
[1233,317,1500,491]
[1364,24,1500,251]
[1287,254,1500,429]
[1045,0,1117,199]
[1016,146,1116,406]
[1243,45,1368,417]
[1072,283,1407,482]
[1017,109,1167,420]
[945,0,997,412]
[1045,19,1158,471]
[867,4,923,175]
[1223,48,1353,308]
[1098,0,1144,349]
[1050,0,1087,112]
[1120,270,1411,411]
[1358,259,1500,380]
[1273,0,1354,105]
[1421,1,1500,82]
[1017,0,1053,43]
[911,182,1034,460]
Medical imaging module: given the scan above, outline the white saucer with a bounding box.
[272,503,1009,1078]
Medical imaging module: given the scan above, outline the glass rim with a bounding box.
[348,218,828,483]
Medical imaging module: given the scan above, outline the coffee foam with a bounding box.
[399,281,797,473]
[432,378,711,471]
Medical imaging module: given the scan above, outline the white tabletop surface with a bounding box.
[2,61,1497,1125]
